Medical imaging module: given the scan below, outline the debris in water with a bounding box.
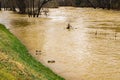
[48,60,55,63]
[36,50,42,55]
[115,32,117,40]
[66,23,72,30]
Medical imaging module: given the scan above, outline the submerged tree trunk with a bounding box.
[87,0,96,9]
[27,0,32,17]
[16,0,26,14]
[0,2,1,11]
[32,0,35,17]
[107,0,112,10]
[9,0,16,11]
[3,0,5,10]
[37,0,51,17]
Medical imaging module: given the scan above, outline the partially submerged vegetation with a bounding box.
[0,0,120,17]
[0,24,64,80]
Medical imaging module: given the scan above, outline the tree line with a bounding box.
[0,0,52,17]
[58,0,120,10]
[0,0,120,17]
[76,0,120,10]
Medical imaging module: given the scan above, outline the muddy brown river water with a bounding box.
[0,7,120,80]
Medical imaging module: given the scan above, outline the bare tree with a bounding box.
[36,0,52,17]
[15,0,26,14]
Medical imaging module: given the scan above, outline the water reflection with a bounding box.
[0,7,120,80]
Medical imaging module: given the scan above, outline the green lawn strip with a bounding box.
[0,24,64,80]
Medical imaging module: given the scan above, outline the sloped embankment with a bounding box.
[0,24,64,80]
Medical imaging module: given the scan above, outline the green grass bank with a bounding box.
[0,24,64,80]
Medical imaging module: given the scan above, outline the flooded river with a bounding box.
[0,7,120,80]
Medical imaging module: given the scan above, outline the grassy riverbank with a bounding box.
[0,24,64,80]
